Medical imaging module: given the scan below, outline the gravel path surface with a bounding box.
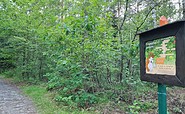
[0,79,37,114]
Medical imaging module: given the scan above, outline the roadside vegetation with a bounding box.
[21,85,97,114]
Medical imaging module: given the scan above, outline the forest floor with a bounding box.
[167,87,185,114]
[0,76,185,114]
[0,78,37,114]
[100,87,185,114]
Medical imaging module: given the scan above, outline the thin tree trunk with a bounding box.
[118,0,129,82]
[61,0,64,20]
[22,49,26,79]
[39,57,43,80]
[179,0,181,18]
[183,0,185,19]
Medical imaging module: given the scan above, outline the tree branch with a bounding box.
[131,0,162,43]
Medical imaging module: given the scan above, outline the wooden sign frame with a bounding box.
[139,20,185,87]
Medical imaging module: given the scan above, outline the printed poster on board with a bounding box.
[145,36,176,75]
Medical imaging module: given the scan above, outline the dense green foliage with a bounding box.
[0,0,182,112]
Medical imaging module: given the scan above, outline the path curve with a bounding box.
[0,79,37,114]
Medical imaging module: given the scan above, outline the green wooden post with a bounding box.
[158,84,167,114]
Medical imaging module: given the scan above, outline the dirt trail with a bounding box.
[0,79,37,114]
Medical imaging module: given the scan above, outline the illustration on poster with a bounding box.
[145,36,176,75]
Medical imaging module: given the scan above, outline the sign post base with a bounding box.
[158,83,167,114]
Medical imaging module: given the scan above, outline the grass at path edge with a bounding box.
[20,85,97,114]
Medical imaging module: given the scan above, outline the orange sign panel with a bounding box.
[156,58,165,64]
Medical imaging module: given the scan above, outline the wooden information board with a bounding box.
[139,20,185,87]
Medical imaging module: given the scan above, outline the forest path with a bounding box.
[0,78,37,114]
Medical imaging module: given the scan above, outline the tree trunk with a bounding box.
[39,57,43,80]
[183,0,185,19]
[179,0,181,18]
